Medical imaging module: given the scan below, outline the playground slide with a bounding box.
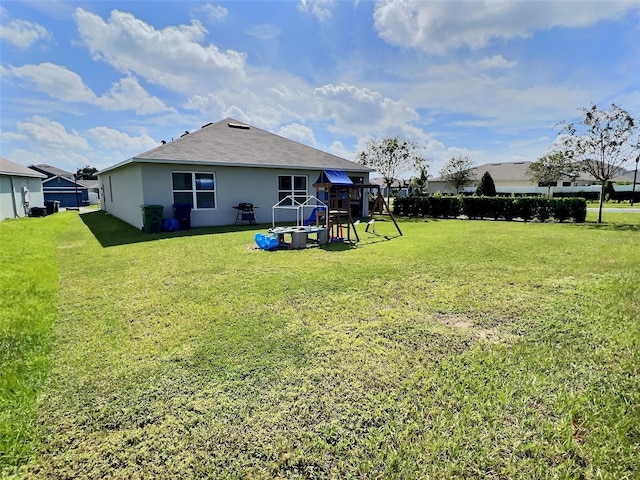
[304,207,325,226]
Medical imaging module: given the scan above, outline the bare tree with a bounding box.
[527,152,578,197]
[358,136,427,205]
[556,103,638,223]
[439,155,475,193]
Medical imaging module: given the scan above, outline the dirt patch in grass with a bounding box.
[434,313,510,343]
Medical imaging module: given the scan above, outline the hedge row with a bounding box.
[394,196,587,222]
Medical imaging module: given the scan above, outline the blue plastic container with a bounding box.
[255,233,279,250]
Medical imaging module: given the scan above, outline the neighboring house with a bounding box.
[0,157,46,221]
[80,179,100,205]
[28,164,90,207]
[369,177,412,198]
[429,161,635,195]
[98,118,373,229]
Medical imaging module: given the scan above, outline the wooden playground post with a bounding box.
[365,187,402,236]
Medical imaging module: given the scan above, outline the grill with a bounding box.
[233,203,257,224]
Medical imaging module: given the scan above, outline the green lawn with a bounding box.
[1,212,639,479]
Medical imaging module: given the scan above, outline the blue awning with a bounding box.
[315,170,354,185]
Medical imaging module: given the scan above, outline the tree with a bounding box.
[410,165,429,195]
[555,103,638,223]
[357,136,427,205]
[439,155,475,193]
[475,171,497,196]
[75,165,98,180]
[527,152,577,197]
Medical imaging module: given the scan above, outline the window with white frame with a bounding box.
[278,175,307,205]
[172,172,216,209]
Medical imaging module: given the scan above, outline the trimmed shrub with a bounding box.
[550,198,571,222]
[475,171,497,197]
[391,195,586,223]
[533,197,551,222]
[571,198,587,222]
[461,197,483,219]
[514,197,535,222]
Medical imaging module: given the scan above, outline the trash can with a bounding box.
[141,205,164,233]
[30,206,47,217]
[172,203,192,230]
[45,200,60,215]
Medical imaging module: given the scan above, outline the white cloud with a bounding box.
[298,0,335,22]
[6,63,97,102]
[278,123,317,146]
[87,126,158,151]
[5,63,172,114]
[314,83,419,134]
[74,8,247,92]
[246,24,282,40]
[0,18,51,49]
[3,118,164,171]
[469,55,518,71]
[184,75,313,131]
[198,4,228,22]
[327,140,356,161]
[3,148,50,167]
[1,131,27,142]
[15,116,90,150]
[4,117,93,170]
[373,0,638,55]
[95,77,172,114]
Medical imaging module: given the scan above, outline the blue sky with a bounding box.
[1,0,639,178]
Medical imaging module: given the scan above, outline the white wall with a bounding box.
[0,175,45,221]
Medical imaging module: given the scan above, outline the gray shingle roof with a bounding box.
[29,164,74,179]
[1,157,47,178]
[432,161,633,183]
[430,162,534,182]
[101,118,372,174]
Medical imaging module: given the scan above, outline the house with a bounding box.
[28,164,90,207]
[369,177,413,198]
[0,157,46,221]
[428,161,635,195]
[98,119,373,229]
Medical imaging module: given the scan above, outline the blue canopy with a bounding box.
[315,170,353,185]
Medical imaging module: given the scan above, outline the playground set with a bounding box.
[255,170,402,251]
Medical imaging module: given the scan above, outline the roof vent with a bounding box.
[201,123,213,129]
[228,122,250,130]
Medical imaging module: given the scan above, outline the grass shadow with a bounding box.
[80,211,267,248]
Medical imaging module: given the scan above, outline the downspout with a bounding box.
[9,176,19,218]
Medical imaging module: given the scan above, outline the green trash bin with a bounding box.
[141,205,164,233]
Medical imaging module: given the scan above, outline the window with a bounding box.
[278,175,307,205]
[172,172,216,209]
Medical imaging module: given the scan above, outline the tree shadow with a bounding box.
[567,221,640,232]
